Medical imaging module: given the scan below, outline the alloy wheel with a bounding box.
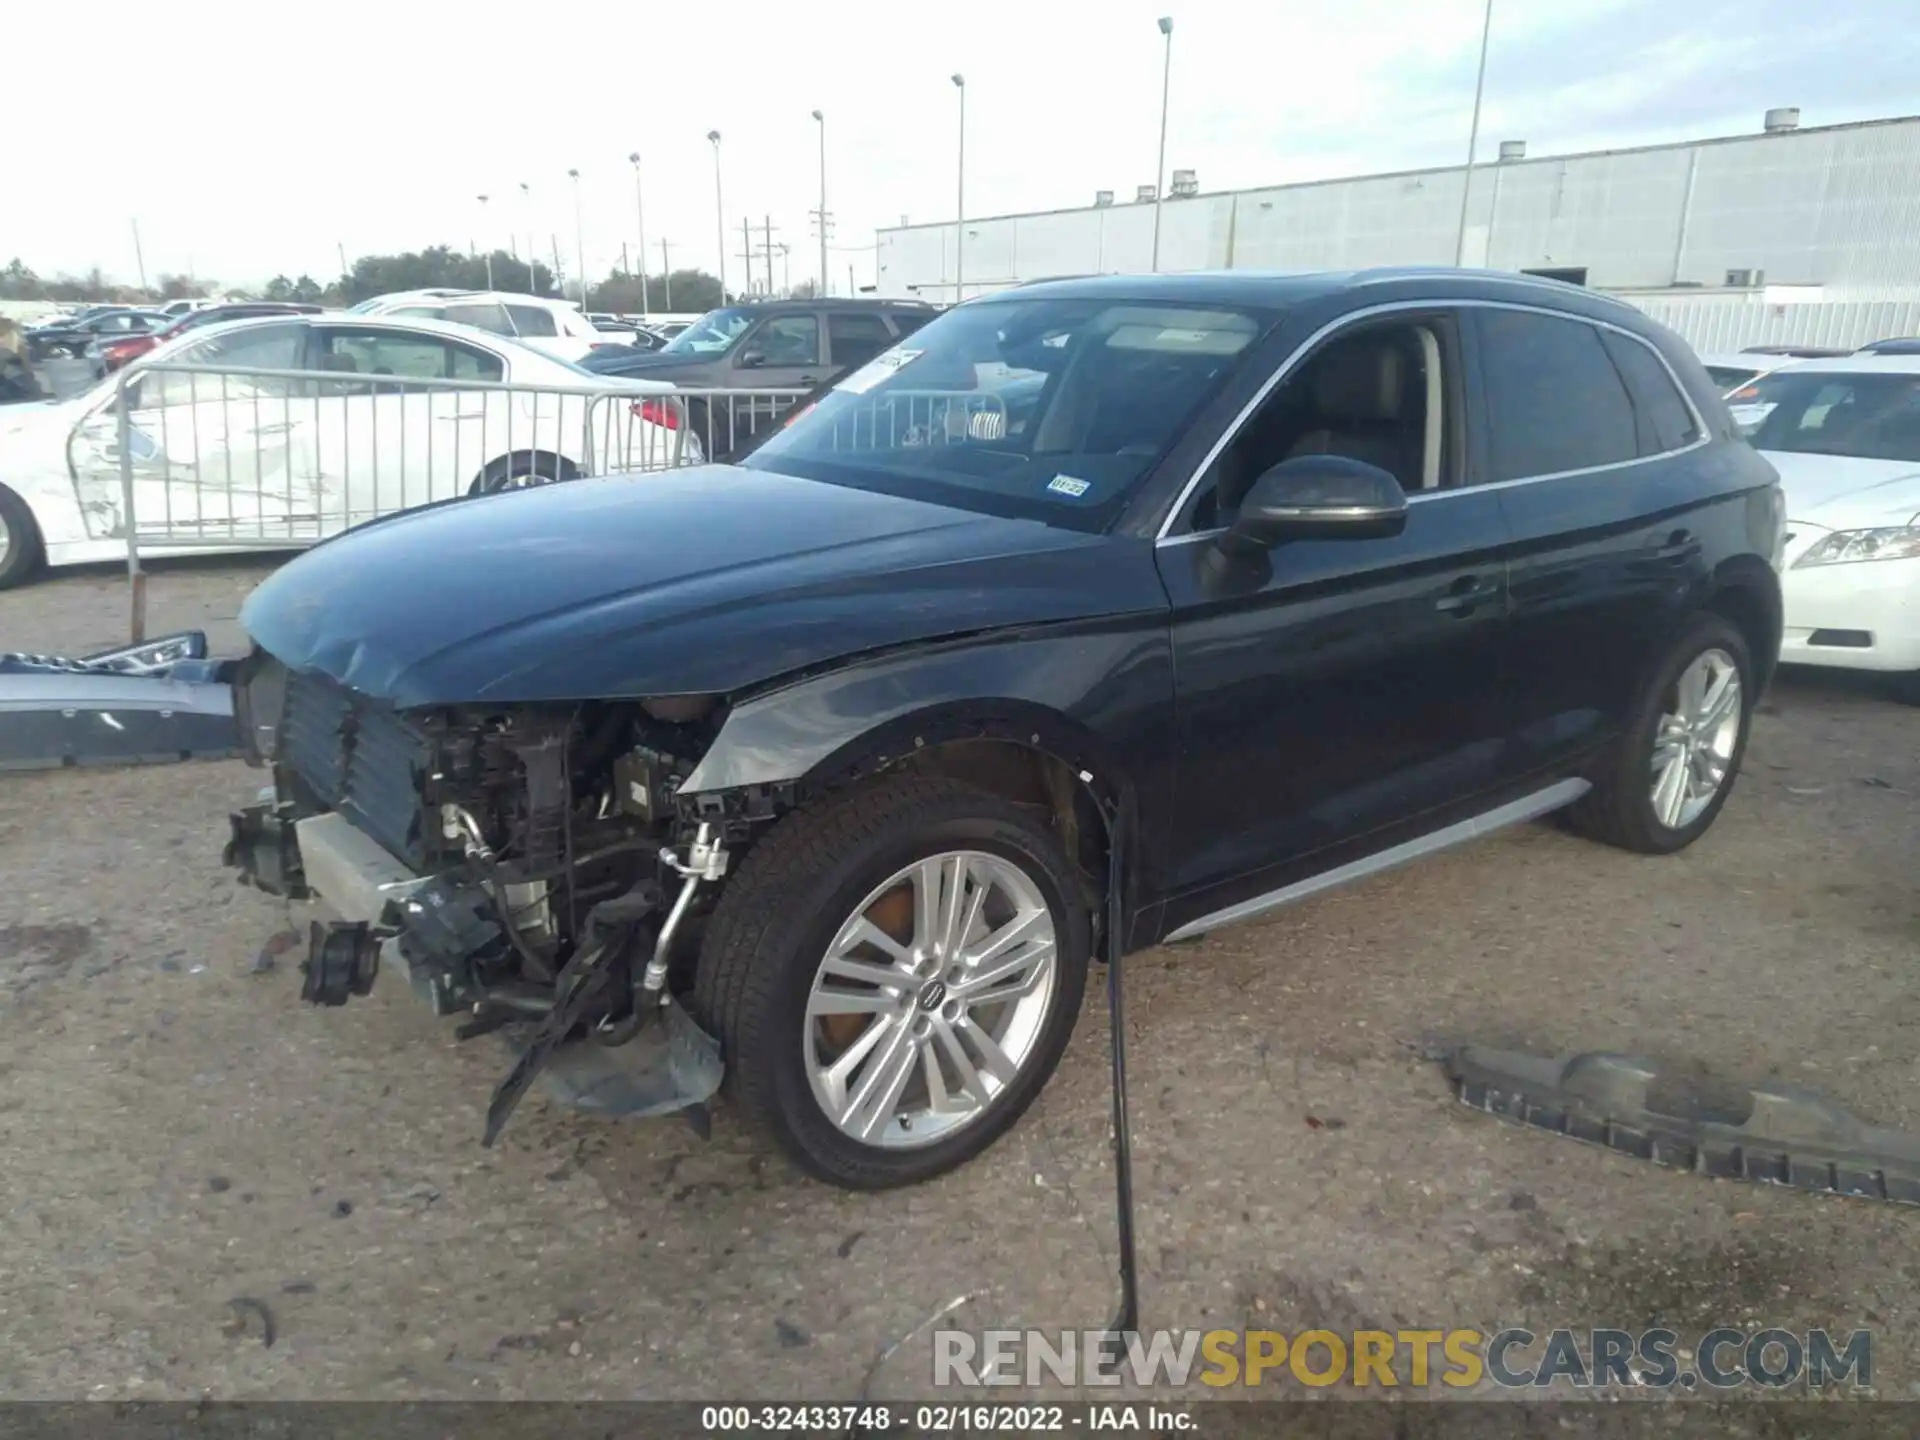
[0,508,12,571]
[1649,647,1742,830]
[803,850,1059,1150]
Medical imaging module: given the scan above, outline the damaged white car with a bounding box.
[0,313,696,589]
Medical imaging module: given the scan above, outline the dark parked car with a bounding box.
[1854,337,1920,356]
[577,297,937,455]
[225,270,1783,1189]
[92,302,327,374]
[27,308,170,363]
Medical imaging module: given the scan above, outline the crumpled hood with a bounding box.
[240,463,1155,708]
[1762,450,1920,529]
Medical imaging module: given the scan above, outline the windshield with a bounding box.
[1743,370,1920,462]
[741,297,1271,531]
[1703,364,1762,391]
[661,308,756,355]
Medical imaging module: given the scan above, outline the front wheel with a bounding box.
[0,484,47,590]
[1565,613,1754,854]
[693,775,1091,1189]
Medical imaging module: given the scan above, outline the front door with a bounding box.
[1156,311,1517,936]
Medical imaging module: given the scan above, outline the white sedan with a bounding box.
[0,313,695,588]
[1739,356,1920,700]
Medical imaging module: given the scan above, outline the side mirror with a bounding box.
[737,347,766,369]
[1224,455,1408,554]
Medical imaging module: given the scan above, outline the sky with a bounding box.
[7,0,1917,295]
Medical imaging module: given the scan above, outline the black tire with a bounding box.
[470,451,574,496]
[0,484,46,591]
[692,774,1092,1189]
[1564,613,1754,854]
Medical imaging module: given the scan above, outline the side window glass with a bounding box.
[146,323,304,406]
[889,311,932,337]
[744,315,820,366]
[1189,320,1447,531]
[1478,310,1637,480]
[827,312,894,367]
[505,304,559,337]
[442,303,514,336]
[1601,331,1699,455]
[447,343,504,382]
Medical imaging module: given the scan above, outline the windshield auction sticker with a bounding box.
[834,348,924,395]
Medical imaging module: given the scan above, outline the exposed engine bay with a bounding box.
[223,653,768,1143]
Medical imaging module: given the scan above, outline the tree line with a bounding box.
[1,247,739,315]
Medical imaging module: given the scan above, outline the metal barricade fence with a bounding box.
[102,361,808,638]
[103,361,1008,639]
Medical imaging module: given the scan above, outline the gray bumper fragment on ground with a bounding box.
[1448,1045,1920,1206]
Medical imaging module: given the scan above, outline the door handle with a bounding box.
[1434,574,1497,616]
[1653,529,1702,563]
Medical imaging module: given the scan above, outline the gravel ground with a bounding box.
[0,560,1915,1405]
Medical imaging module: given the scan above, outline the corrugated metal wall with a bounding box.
[1619,294,1920,353]
[876,116,1920,299]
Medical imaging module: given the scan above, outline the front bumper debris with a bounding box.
[1448,1045,1920,1206]
[248,800,723,1137]
[0,631,237,773]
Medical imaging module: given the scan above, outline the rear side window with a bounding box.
[889,310,933,337]
[1478,310,1637,480]
[827,312,895,367]
[442,302,514,336]
[506,304,560,337]
[1601,331,1700,455]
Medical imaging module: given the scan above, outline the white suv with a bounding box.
[346,291,621,364]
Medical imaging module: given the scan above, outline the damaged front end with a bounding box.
[224,652,734,1143]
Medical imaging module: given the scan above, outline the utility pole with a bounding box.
[129,218,149,295]
[1454,0,1495,266]
[763,215,775,296]
[660,238,672,308]
[337,241,349,282]
[1151,16,1173,271]
[628,152,650,314]
[478,194,494,289]
[951,73,967,301]
[778,242,791,295]
[811,109,831,296]
[708,131,726,299]
[567,168,586,308]
[739,217,754,296]
[552,235,565,297]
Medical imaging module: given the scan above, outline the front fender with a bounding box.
[679,617,1179,893]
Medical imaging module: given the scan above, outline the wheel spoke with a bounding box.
[809,988,896,1018]
[1699,670,1741,731]
[840,1022,919,1140]
[936,854,972,958]
[921,1040,954,1115]
[1653,752,1689,828]
[820,953,909,991]
[1676,658,1708,719]
[1650,739,1685,775]
[830,915,912,969]
[955,937,1055,998]
[956,1015,1018,1086]
[820,1014,891,1111]
[911,859,943,950]
[932,1017,986,1103]
[964,908,1047,968]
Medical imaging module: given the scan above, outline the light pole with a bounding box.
[519,181,534,292]
[708,130,727,300]
[567,168,587,308]
[1453,0,1495,266]
[1151,16,1173,271]
[627,151,650,314]
[477,194,494,290]
[951,74,966,301]
[811,109,829,297]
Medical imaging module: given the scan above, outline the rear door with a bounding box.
[1475,306,1714,775]
[302,325,508,530]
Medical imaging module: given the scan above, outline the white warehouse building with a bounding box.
[874,111,1920,352]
